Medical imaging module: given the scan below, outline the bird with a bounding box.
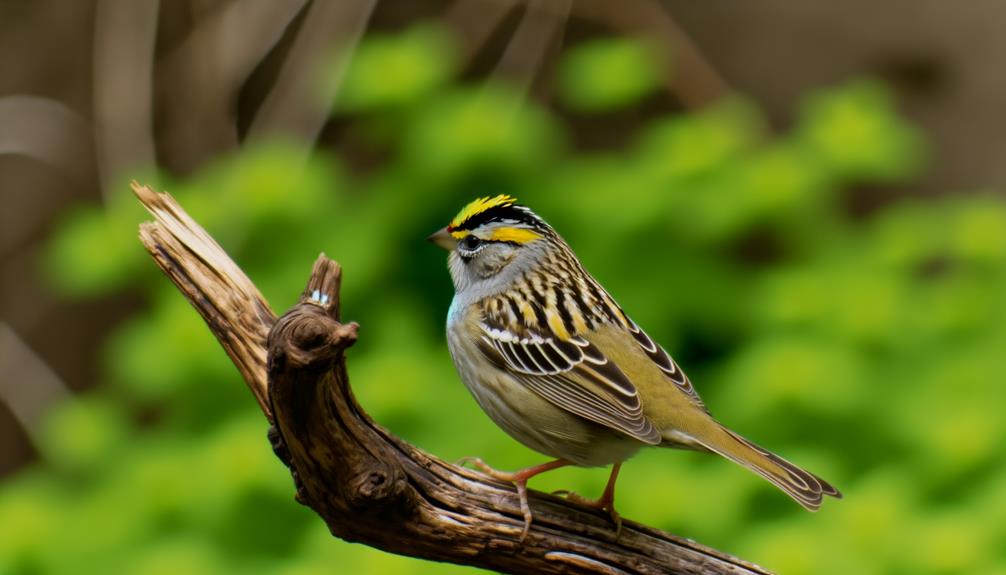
[428,195,840,539]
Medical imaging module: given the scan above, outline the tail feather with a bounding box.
[693,425,841,511]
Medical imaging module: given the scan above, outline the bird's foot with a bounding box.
[456,457,570,541]
[553,489,623,537]
[455,456,519,482]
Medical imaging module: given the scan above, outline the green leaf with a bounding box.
[401,83,562,183]
[797,80,924,183]
[336,24,457,112]
[41,206,143,297]
[36,395,129,474]
[558,37,663,112]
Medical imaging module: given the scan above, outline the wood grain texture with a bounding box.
[132,181,772,575]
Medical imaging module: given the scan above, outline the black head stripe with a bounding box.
[453,204,547,233]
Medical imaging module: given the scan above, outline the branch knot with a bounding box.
[268,304,358,372]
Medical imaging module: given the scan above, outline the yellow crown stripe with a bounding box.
[449,195,517,229]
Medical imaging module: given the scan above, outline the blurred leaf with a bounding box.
[720,336,868,419]
[947,195,1006,265]
[36,395,129,474]
[401,83,562,184]
[103,293,235,406]
[797,80,924,183]
[906,509,993,574]
[557,37,663,112]
[739,143,829,218]
[0,473,66,573]
[636,98,763,185]
[42,206,144,297]
[119,537,228,575]
[336,24,457,112]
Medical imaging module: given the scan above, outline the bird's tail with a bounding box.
[690,424,841,510]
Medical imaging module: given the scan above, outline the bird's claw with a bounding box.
[456,457,526,484]
[455,457,542,541]
[553,489,623,537]
[515,480,533,542]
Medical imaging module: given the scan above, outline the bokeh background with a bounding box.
[2,1,1005,574]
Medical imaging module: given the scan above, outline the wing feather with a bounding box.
[476,320,661,444]
[625,319,705,408]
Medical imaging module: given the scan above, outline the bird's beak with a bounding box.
[426,227,457,251]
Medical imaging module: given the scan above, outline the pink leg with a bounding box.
[555,463,624,536]
[458,457,571,540]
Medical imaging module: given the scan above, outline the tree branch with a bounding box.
[132,181,771,575]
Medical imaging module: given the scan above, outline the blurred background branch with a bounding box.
[0,96,96,189]
[573,0,727,107]
[0,324,71,443]
[93,0,159,200]
[155,0,310,172]
[491,0,572,99]
[245,0,377,159]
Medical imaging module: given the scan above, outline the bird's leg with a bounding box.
[554,463,623,536]
[457,457,571,540]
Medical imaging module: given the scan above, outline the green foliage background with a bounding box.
[4,25,1005,574]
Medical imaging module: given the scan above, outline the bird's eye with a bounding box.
[461,235,482,251]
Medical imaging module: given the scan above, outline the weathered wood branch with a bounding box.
[132,181,771,575]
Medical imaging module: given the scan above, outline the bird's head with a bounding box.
[428,195,556,294]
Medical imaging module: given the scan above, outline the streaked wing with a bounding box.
[475,319,662,444]
[625,319,706,410]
